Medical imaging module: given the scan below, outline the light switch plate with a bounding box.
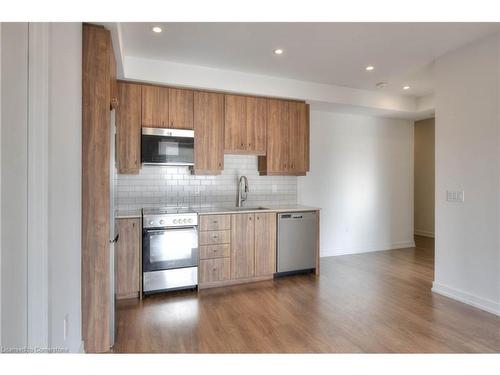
[446,190,464,202]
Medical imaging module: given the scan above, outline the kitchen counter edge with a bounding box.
[195,205,320,216]
[115,210,142,219]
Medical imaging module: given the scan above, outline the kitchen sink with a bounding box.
[226,206,268,211]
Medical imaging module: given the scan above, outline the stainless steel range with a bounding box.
[142,207,198,295]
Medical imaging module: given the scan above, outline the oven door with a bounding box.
[141,127,194,166]
[143,226,198,272]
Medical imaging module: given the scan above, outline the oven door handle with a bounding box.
[145,226,198,233]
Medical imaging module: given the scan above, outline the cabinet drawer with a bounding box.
[199,258,230,284]
[199,244,231,260]
[199,215,231,231]
[199,230,231,245]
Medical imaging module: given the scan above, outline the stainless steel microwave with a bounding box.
[141,127,194,166]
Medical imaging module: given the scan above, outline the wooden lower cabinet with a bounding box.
[199,214,230,231]
[254,212,276,277]
[199,230,231,246]
[200,244,231,259]
[115,218,141,299]
[198,212,277,289]
[231,213,255,279]
[199,258,231,284]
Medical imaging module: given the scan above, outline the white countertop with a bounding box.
[115,205,320,219]
[193,204,320,215]
[115,209,142,219]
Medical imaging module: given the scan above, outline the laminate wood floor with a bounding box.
[113,236,500,353]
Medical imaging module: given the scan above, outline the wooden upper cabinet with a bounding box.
[246,96,267,155]
[224,94,247,152]
[225,94,267,155]
[141,85,169,127]
[168,88,194,129]
[193,91,224,174]
[254,212,276,277]
[141,85,193,129]
[259,99,309,175]
[116,82,141,174]
[264,99,289,173]
[231,213,255,279]
[296,102,310,174]
[287,101,309,174]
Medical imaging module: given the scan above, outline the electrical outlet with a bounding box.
[63,314,69,341]
[272,184,278,193]
[446,190,464,202]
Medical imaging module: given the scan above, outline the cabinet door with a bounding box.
[168,88,194,129]
[246,96,267,155]
[141,85,169,127]
[193,91,224,174]
[199,258,230,284]
[116,82,141,174]
[296,102,309,173]
[231,214,255,279]
[267,99,289,173]
[287,102,309,174]
[116,218,141,299]
[254,212,276,277]
[288,101,300,173]
[224,94,247,152]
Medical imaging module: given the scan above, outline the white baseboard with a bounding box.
[414,230,434,238]
[432,282,500,316]
[322,240,416,257]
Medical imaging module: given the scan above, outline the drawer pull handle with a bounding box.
[212,220,218,224]
[212,235,218,239]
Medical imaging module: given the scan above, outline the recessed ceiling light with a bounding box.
[403,85,411,90]
[152,26,162,33]
[273,48,284,55]
[365,65,375,71]
[376,82,388,89]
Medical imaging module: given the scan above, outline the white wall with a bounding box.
[432,33,500,316]
[1,22,29,349]
[123,56,418,116]
[298,111,414,257]
[47,23,82,352]
[414,118,435,237]
[0,22,82,353]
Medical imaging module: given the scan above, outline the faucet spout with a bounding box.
[237,176,249,207]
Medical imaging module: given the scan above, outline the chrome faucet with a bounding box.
[237,176,249,207]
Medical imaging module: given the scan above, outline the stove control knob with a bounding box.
[159,220,165,225]
[188,218,192,223]
[149,221,154,225]
[173,219,178,224]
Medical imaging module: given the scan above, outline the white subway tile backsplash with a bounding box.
[115,155,298,210]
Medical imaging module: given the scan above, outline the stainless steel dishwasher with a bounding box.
[277,211,318,274]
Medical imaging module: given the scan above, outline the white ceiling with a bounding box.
[118,22,500,97]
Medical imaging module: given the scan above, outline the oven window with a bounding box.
[144,227,198,271]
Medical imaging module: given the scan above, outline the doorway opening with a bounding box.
[414,117,435,251]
